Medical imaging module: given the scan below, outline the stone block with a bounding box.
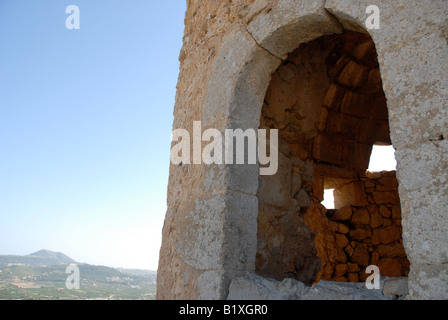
[334,264,348,277]
[322,263,334,279]
[344,244,354,258]
[351,208,370,225]
[364,180,375,188]
[335,234,349,249]
[223,192,259,271]
[372,225,401,245]
[382,278,408,297]
[376,177,399,192]
[370,211,383,229]
[377,243,407,258]
[373,192,396,204]
[381,31,448,149]
[177,196,227,270]
[333,247,347,264]
[227,273,305,300]
[224,164,260,195]
[378,205,392,218]
[331,205,352,221]
[337,59,369,89]
[257,153,291,209]
[340,90,373,118]
[408,263,448,300]
[227,273,395,300]
[334,182,368,208]
[324,111,362,140]
[198,270,233,300]
[328,221,339,233]
[349,226,372,242]
[351,245,370,266]
[347,262,360,273]
[248,0,343,59]
[347,273,359,283]
[381,218,393,227]
[294,189,311,208]
[396,140,448,264]
[323,83,345,110]
[301,280,392,300]
[367,205,378,214]
[365,171,383,179]
[202,23,281,130]
[313,134,343,166]
[378,258,402,277]
[338,223,349,234]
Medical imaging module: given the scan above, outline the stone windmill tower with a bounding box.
[157,0,448,300]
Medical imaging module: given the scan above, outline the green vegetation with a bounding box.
[0,250,156,300]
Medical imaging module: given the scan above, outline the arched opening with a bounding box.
[255,31,409,284]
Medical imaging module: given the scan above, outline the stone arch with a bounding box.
[255,29,411,286]
[199,2,344,299]
[158,0,448,300]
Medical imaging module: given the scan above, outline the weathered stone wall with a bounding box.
[158,0,448,300]
[256,153,320,285]
[157,0,258,300]
[305,171,409,283]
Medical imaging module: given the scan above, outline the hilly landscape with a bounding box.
[0,250,156,300]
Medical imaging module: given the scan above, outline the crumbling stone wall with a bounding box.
[256,153,320,285]
[158,0,448,300]
[305,171,409,283]
[256,30,407,284]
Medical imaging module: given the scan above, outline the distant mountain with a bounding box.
[0,250,76,268]
[28,250,76,264]
[0,250,157,300]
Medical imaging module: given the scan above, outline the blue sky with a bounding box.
[0,1,186,270]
